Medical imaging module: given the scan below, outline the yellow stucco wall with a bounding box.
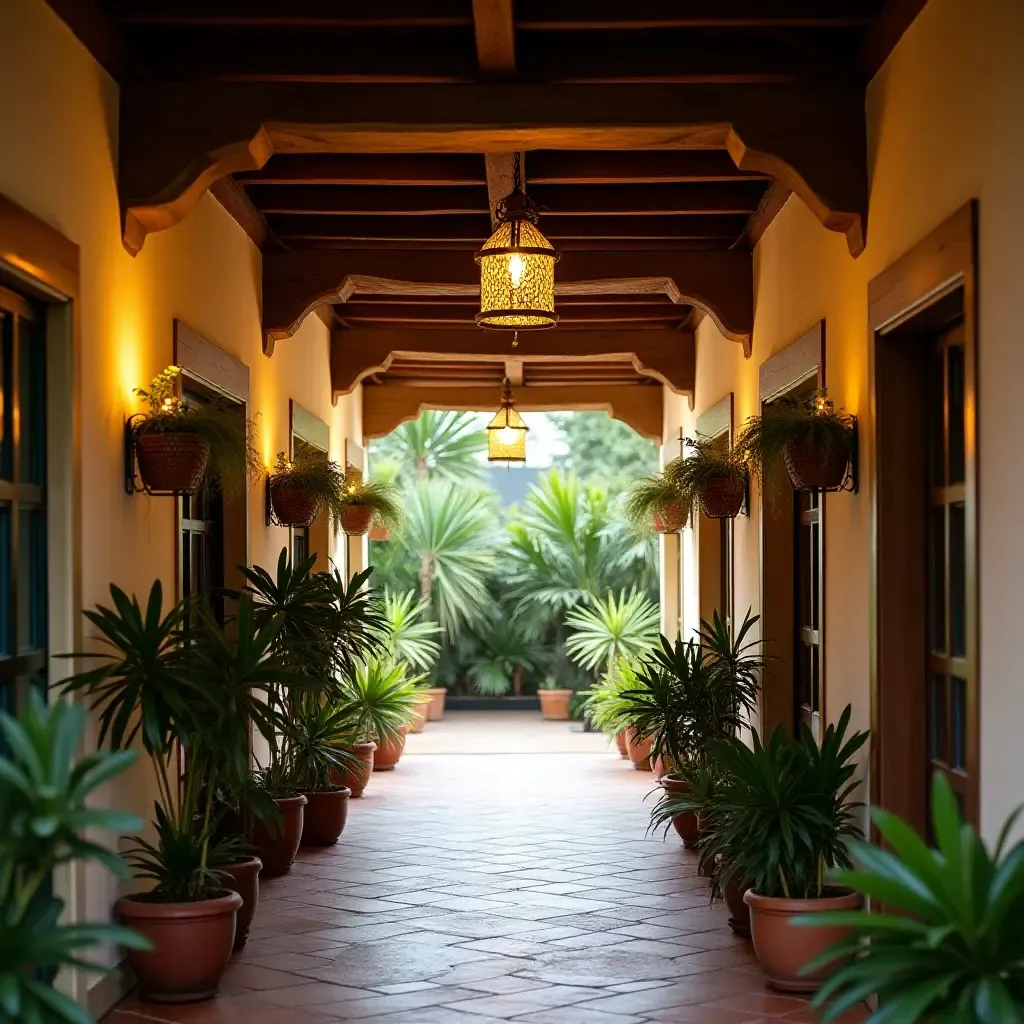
[0,0,362,1000]
[664,0,1024,840]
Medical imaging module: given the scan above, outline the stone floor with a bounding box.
[107,712,868,1024]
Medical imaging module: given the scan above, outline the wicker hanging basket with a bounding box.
[653,501,687,534]
[341,504,374,536]
[784,437,851,491]
[135,432,210,494]
[269,483,318,528]
[698,476,745,519]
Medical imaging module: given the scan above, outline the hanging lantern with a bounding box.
[476,153,559,334]
[487,378,528,463]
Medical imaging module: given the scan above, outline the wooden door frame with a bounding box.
[868,201,979,828]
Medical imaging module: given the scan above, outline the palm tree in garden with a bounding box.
[373,410,487,482]
[468,614,549,697]
[397,479,497,638]
[565,589,661,674]
[383,589,443,672]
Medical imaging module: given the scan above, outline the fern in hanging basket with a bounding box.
[339,477,404,536]
[736,391,854,496]
[132,366,260,495]
[269,446,346,528]
[671,437,748,520]
[625,463,691,534]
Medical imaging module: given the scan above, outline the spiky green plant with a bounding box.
[269,443,346,524]
[624,469,690,534]
[372,410,488,483]
[797,773,1024,1023]
[565,589,661,673]
[340,476,405,531]
[337,656,423,745]
[468,616,548,696]
[667,436,748,514]
[580,659,644,736]
[383,589,443,673]
[288,702,363,793]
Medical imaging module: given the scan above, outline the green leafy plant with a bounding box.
[0,693,150,1024]
[668,436,748,515]
[701,706,868,901]
[269,444,346,524]
[735,391,854,498]
[699,609,766,724]
[383,589,443,673]
[798,773,1024,1023]
[337,656,423,745]
[580,659,644,737]
[565,589,660,674]
[648,757,725,839]
[132,365,261,495]
[624,470,690,534]
[341,475,405,531]
[468,616,548,697]
[373,410,488,483]
[289,702,363,793]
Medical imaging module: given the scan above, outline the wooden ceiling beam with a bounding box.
[118,81,867,259]
[472,0,516,78]
[332,328,694,397]
[236,154,488,186]
[363,382,664,442]
[262,247,753,352]
[249,185,490,215]
[337,303,690,324]
[526,150,770,184]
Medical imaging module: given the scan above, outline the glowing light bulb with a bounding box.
[507,253,524,289]
[498,426,519,446]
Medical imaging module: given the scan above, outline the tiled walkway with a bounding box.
[108,713,866,1024]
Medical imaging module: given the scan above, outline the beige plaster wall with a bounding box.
[0,0,361,1000]
[664,0,1024,840]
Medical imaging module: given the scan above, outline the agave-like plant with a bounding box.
[372,409,488,483]
[798,773,1024,1023]
[565,588,661,674]
[581,659,646,736]
[468,615,549,696]
[337,656,424,745]
[383,589,443,673]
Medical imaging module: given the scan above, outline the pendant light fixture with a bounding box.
[486,378,528,464]
[476,152,559,340]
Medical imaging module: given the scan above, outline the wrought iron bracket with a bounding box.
[823,416,859,495]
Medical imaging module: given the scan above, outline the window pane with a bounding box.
[927,506,947,653]
[0,505,10,655]
[17,508,47,652]
[948,345,966,485]
[0,313,12,481]
[926,346,945,486]
[950,676,967,770]
[950,502,966,657]
[928,672,948,764]
[18,317,46,486]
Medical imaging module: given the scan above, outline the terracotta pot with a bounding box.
[301,787,350,846]
[341,504,374,536]
[659,773,700,846]
[269,482,318,527]
[698,476,745,519]
[330,741,376,797]
[218,857,262,951]
[723,869,751,938]
[744,888,862,992]
[116,890,241,1004]
[785,437,851,491]
[614,731,629,759]
[374,725,408,770]
[135,432,210,494]
[409,701,429,734]
[539,689,573,720]
[624,726,653,771]
[251,794,307,877]
[653,501,687,533]
[424,687,447,722]
[651,753,679,779]
[368,524,390,542]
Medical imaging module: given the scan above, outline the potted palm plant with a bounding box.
[383,589,443,732]
[0,693,149,1024]
[698,706,868,993]
[340,474,404,537]
[131,365,260,494]
[61,583,305,1003]
[672,436,748,519]
[799,772,1024,1022]
[625,467,689,534]
[580,659,640,759]
[736,390,855,494]
[268,444,346,528]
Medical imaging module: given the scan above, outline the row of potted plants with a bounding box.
[586,614,1024,1019]
[626,390,856,534]
[131,366,403,537]
[55,550,430,1006]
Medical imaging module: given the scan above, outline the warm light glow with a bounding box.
[487,379,528,463]
[507,253,524,288]
[476,216,559,330]
[498,426,519,446]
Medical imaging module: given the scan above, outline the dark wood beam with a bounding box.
[527,151,770,184]
[363,382,664,441]
[237,154,488,186]
[472,0,516,78]
[530,182,768,215]
[44,0,123,80]
[332,327,695,395]
[740,180,793,249]
[209,176,278,250]
[862,0,929,79]
[262,248,753,352]
[118,81,867,259]
[337,302,690,325]
[248,185,490,215]
[515,1,881,30]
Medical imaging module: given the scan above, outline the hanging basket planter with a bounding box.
[341,504,374,536]
[653,501,688,534]
[783,437,851,491]
[698,476,746,519]
[368,524,391,542]
[269,482,318,527]
[135,432,210,494]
